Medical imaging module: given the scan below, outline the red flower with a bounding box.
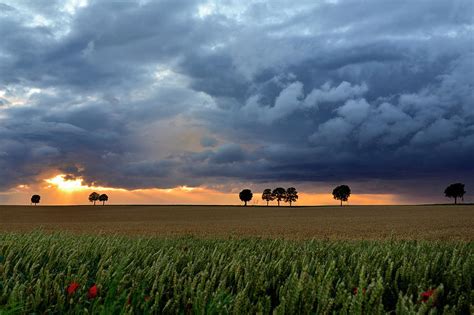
[88,284,98,299]
[352,287,366,295]
[144,296,151,302]
[420,289,434,303]
[66,282,80,295]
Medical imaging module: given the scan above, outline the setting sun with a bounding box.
[45,175,88,192]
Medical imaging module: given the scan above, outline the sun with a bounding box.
[45,175,88,192]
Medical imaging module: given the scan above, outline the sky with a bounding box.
[0,0,473,205]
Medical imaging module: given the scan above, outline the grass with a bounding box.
[0,232,472,314]
[0,204,473,240]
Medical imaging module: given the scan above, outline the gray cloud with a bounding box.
[0,0,473,201]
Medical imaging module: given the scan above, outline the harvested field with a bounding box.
[0,204,472,240]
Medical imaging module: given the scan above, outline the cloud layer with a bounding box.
[1,0,473,200]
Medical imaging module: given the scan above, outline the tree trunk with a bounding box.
[340,199,342,207]
[266,200,269,206]
[102,201,105,206]
[93,201,96,206]
[289,201,292,206]
[277,200,280,206]
[244,201,247,206]
[454,197,457,205]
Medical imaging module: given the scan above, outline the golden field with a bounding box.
[0,204,472,240]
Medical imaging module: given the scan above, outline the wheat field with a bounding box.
[1,204,472,240]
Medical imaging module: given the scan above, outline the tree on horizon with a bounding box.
[99,194,109,205]
[444,183,465,204]
[239,189,253,206]
[272,187,286,206]
[262,189,274,206]
[285,187,298,206]
[31,195,40,206]
[89,192,100,205]
[332,185,351,206]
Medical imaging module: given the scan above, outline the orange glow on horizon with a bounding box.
[0,174,407,206]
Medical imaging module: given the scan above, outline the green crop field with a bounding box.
[0,233,472,314]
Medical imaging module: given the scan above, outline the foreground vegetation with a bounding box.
[0,233,472,314]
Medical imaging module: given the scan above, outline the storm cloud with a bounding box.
[0,0,473,200]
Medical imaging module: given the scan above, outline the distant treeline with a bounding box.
[29,183,466,206]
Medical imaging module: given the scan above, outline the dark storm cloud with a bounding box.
[0,0,473,200]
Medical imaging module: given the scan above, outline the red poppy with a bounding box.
[144,296,151,302]
[67,282,80,295]
[352,287,366,295]
[420,289,434,302]
[88,284,98,299]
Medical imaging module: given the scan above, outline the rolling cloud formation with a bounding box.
[0,0,473,200]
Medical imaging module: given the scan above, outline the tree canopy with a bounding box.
[285,187,298,206]
[99,194,109,205]
[261,189,274,206]
[444,183,465,204]
[239,189,253,206]
[332,185,351,206]
[31,195,40,205]
[89,192,100,205]
[272,187,287,206]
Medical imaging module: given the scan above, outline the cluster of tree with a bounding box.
[239,187,298,206]
[89,192,109,205]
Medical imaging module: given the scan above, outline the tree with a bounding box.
[31,195,41,206]
[261,188,274,206]
[89,192,100,205]
[239,189,253,206]
[272,187,287,206]
[332,185,351,206]
[99,194,109,205]
[285,187,298,206]
[444,183,465,204]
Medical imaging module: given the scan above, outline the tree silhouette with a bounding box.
[31,195,40,206]
[239,189,253,206]
[99,194,109,205]
[285,187,298,206]
[444,183,465,204]
[89,192,100,205]
[262,188,274,206]
[272,187,287,206]
[332,185,351,206]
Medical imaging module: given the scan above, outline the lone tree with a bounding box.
[272,187,287,206]
[286,187,298,206]
[239,189,253,206]
[31,194,41,206]
[89,192,100,205]
[332,185,351,206]
[444,183,465,204]
[99,194,109,205]
[262,188,274,206]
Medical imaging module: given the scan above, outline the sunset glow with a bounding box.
[2,175,407,206]
[45,175,125,193]
[45,175,89,192]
